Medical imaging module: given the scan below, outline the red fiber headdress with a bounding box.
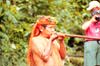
[31,16,56,37]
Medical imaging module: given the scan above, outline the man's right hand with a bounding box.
[82,15,99,30]
[50,33,58,42]
[90,15,100,22]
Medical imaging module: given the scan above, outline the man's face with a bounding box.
[91,10,100,21]
[43,25,56,36]
[92,10,100,16]
[46,25,56,32]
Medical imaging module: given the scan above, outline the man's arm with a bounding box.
[82,21,92,30]
[82,15,97,30]
[42,34,58,61]
[56,33,66,59]
[59,40,66,59]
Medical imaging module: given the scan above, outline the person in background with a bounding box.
[27,15,67,66]
[82,1,100,66]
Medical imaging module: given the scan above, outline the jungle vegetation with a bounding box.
[0,0,94,66]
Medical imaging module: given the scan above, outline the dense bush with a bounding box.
[0,0,93,66]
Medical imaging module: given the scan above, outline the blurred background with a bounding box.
[0,0,95,66]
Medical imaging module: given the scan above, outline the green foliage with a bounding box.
[0,0,94,66]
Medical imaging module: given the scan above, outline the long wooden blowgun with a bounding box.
[64,34,100,40]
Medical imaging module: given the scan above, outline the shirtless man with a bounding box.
[27,16,66,66]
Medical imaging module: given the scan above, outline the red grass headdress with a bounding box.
[31,16,56,37]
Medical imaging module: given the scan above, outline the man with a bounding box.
[27,16,66,66]
[82,1,100,66]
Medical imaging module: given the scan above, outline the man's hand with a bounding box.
[82,15,100,30]
[56,32,65,41]
[50,33,58,41]
[90,15,100,22]
[50,32,65,41]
